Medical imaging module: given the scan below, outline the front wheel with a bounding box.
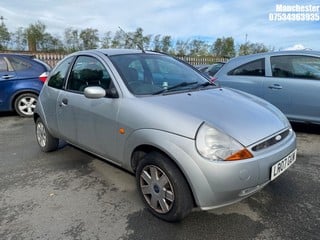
[35,118,59,152]
[136,152,193,222]
[14,93,38,117]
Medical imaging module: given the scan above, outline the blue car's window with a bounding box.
[109,53,209,95]
[271,55,320,80]
[8,57,32,71]
[229,58,265,76]
[0,57,8,72]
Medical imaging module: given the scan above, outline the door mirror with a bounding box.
[84,86,106,99]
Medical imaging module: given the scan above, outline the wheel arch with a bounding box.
[10,89,39,110]
[130,143,196,207]
[33,112,40,123]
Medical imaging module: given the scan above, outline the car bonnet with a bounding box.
[138,88,290,147]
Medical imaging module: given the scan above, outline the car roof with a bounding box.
[73,48,161,56]
[221,50,320,70]
[0,53,36,58]
[229,50,320,62]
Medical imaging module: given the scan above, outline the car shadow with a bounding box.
[0,111,18,117]
[291,122,320,134]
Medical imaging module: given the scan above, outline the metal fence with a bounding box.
[176,56,229,66]
[34,52,66,67]
[2,51,229,67]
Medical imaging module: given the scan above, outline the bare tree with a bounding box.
[11,27,27,50]
[101,31,113,48]
[0,22,10,50]
[211,37,236,57]
[161,35,171,53]
[189,39,210,56]
[80,28,100,50]
[64,28,82,52]
[25,21,46,51]
[239,42,270,55]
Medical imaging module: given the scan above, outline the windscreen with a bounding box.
[109,53,210,95]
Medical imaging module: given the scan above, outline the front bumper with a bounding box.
[170,128,297,209]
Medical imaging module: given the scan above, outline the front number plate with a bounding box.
[271,149,297,181]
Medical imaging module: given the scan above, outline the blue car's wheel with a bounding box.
[14,93,38,117]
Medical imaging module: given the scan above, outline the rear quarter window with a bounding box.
[0,57,9,71]
[228,58,265,76]
[8,56,32,71]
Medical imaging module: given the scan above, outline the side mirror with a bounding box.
[84,86,106,99]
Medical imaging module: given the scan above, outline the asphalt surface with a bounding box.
[0,114,319,240]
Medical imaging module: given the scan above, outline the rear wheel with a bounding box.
[136,152,193,222]
[14,93,38,117]
[35,118,59,152]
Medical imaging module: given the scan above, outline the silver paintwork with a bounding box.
[214,50,320,124]
[35,49,296,210]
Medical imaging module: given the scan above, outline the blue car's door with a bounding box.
[0,57,17,111]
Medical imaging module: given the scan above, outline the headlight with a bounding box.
[195,123,253,161]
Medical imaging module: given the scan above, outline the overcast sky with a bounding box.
[0,0,319,50]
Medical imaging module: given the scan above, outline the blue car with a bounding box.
[0,53,51,117]
[215,50,320,124]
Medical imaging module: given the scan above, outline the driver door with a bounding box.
[58,55,121,160]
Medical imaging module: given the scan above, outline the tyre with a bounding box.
[136,152,193,222]
[35,118,59,152]
[14,93,38,117]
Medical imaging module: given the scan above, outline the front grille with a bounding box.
[252,129,290,151]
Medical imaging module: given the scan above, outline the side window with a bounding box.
[48,57,73,89]
[7,56,32,71]
[0,57,8,72]
[67,56,111,92]
[271,55,320,80]
[229,58,265,76]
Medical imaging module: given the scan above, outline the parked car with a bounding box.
[34,49,296,222]
[214,50,320,124]
[194,64,210,72]
[205,62,226,77]
[0,53,51,117]
[196,62,225,77]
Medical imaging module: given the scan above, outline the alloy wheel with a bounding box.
[139,165,174,214]
[36,121,47,148]
[17,96,37,116]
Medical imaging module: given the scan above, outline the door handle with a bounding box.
[2,75,15,79]
[268,84,282,90]
[59,98,68,107]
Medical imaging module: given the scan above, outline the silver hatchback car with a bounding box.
[34,49,297,222]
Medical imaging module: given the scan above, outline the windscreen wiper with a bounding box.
[190,81,215,90]
[153,81,198,95]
